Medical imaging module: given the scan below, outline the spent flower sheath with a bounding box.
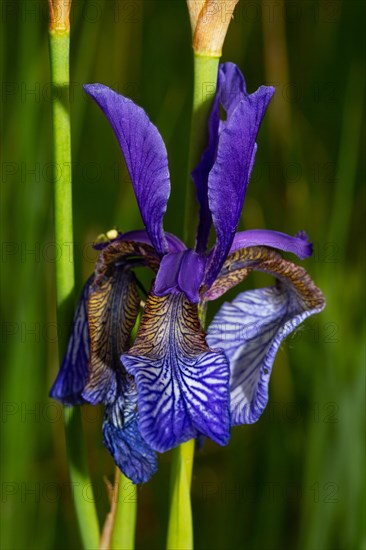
[50,63,325,484]
[187,0,240,56]
[48,0,71,32]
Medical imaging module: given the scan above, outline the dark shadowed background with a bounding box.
[1,1,365,549]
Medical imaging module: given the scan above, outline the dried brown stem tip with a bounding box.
[187,0,239,56]
[48,0,71,32]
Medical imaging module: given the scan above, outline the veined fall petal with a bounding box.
[50,279,91,405]
[82,265,140,405]
[103,389,158,484]
[122,293,231,453]
[206,247,326,425]
[50,250,158,484]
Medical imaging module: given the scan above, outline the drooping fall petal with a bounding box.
[103,390,158,484]
[206,249,325,425]
[122,293,231,452]
[82,266,140,405]
[49,279,91,405]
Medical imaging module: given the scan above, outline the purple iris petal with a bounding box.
[191,78,220,254]
[193,63,252,254]
[49,280,91,405]
[82,266,140,405]
[154,249,206,303]
[206,264,325,425]
[103,392,157,484]
[201,65,274,289]
[230,230,313,260]
[122,293,231,452]
[154,251,183,296]
[178,250,206,303]
[84,84,170,256]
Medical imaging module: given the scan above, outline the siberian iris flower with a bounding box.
[50,63,325,484]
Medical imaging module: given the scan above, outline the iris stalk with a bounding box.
[48,28,99,548]
[110,471,137,550]
[184,54,220,247]
[167,439,195,550]
[168,52,219,550]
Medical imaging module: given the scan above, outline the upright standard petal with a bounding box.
[122,293,230,452]
[192,62,250,253]
[191,75,220,254]
[49,279,91,405]
[82,265,140,405]
[206,248,326,425]
[84,84,171,256]
[203,65,275,288]
[103,383,157,484]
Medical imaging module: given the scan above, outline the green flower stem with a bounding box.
[63,407,99,548]
[110,471,137,550]
[49,30,99,549]
[167,439,195,550]
[168,53,219,550]
[184,54,220,247]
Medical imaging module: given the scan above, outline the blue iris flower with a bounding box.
[50,63,325,484]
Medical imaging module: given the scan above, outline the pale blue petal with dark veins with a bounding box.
[103,390,157,484]
[207,271,325,425]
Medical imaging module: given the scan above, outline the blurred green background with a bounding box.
[1,1,365,549]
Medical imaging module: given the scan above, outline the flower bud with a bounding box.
[48,0,71,32]
[187,0,239,57]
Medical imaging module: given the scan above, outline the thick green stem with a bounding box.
[167,440,195,550]
[184,54,220,247]
[49,30,99,548]
[49,32,74,322]
[168,52,219,550]
[110,471,137,550]
[63,407,100,548]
